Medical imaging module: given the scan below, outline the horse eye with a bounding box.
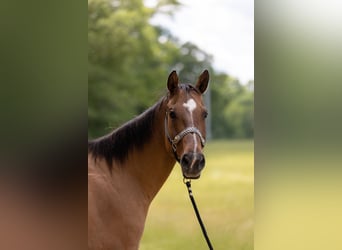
[169,110,176,119]
[203,111,208,119]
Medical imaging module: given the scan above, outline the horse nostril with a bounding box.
[197,154,205,170]
[199,155,205,166]
[181,153,192,169]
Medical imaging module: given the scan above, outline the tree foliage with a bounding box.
[88,0,253,139]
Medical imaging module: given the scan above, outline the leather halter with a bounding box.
[164,112,206,162]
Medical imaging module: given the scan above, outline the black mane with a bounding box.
[88,83,199,169]
[88,98,165,168]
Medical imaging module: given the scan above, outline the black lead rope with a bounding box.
[184,179,214,250]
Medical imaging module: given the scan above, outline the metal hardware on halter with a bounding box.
[164,112,206,162]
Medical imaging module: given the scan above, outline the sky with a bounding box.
[146,0,254,84]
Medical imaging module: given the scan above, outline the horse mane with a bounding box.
[88,84,199,169]
[88,97,165,169]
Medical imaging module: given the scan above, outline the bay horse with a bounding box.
[88,70,210,250]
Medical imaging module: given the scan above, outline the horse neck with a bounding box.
[122,102,176,204]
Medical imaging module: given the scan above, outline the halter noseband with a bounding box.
[165,112,206,162]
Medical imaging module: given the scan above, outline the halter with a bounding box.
[164,111,206,162]
[165,111,213,249]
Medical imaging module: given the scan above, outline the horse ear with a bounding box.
[167,70,179,95]
[196,70,209,94]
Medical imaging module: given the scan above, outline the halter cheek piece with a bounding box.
[164,112,206,162]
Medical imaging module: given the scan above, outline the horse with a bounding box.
[88,70,210,250]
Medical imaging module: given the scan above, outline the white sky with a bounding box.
[146,0,254,84]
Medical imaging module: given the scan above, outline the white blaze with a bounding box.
[183,98,197,113]
[183,98,198,155]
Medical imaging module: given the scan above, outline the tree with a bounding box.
[224,89,254,138]
[88,0,254,139]
[88,0,171,138]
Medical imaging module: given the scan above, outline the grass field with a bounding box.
[140,140,254,250]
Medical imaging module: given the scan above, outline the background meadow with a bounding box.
[141,140,254,250]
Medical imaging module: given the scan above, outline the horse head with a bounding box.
[165,70,209,179]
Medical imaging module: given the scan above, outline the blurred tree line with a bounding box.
[88,0,253,139]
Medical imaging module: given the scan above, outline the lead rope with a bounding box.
[165,112,213,248]
[184,179,214,250]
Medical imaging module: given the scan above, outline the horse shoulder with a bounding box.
[88,157,146,250]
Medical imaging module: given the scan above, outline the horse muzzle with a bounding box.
[180,152,205,179]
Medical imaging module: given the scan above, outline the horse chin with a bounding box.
[183,173,201,180]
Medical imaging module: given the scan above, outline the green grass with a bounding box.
[140,140,254,250]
